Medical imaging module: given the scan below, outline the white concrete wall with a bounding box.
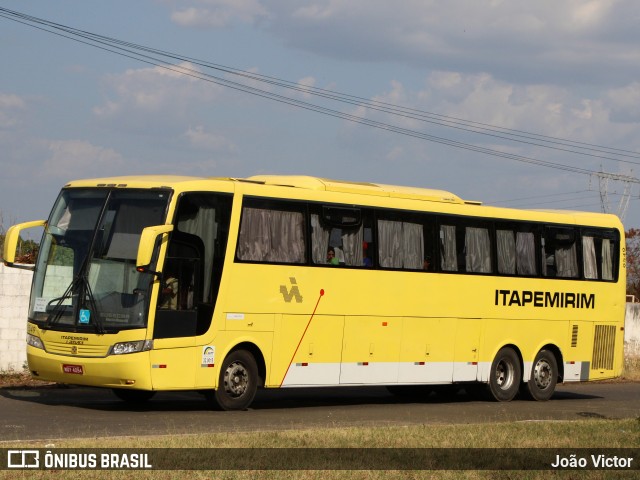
[625,302,640,357]
[0,263,33,371]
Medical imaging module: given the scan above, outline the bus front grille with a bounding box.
[45,342,110,358]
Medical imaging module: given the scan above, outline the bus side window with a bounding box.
[377,218,424,270]
[583,236,598,280]
[311,207,372,268]
[600,237,615,280]
[161,231,204,310]
[496,226,538,276]
[516,231,538,275]
[465,226,491,273]
[154,231,204,339]
[155,193,232,339]
[439,219,493,275]
[496,229,516,275]
[420,220,437,272]
[543,227,578,278]
[237,206,306,264]
[582,228,618,281]
[440,225,458,272]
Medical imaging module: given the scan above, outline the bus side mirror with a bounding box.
[3,220,46,269]
[135,224,174,274]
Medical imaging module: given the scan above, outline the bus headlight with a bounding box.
[109,340,153,355]
[26,334,44,350]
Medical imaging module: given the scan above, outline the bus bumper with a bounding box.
[27,346,153,390]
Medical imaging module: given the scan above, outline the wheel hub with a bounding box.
[533,360,552,389]
[224,361,248,397]
[496,360,514,390]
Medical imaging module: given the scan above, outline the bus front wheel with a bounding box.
[212,349,258,411]
[521,349,558,401]
[488,347,521,402]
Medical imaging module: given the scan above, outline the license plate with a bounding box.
[62,364,84,375]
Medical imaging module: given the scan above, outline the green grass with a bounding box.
[2,419,639,479]
[9,418,635,449]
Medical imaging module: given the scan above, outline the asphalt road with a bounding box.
[1,382,639,442]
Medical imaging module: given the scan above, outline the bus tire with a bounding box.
[112,388,155,403]
[488,347,521,402]
[213,349,258,411]
[522,349,558,401]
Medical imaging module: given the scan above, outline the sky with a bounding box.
[1,0,640,239]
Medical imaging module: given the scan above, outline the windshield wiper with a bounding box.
[45,260,106,334]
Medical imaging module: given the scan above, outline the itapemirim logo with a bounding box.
[280,277,303,303]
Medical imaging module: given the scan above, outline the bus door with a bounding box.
[277,314,344,386]
[397,318,455,384]
[150,193,232,389]
[340,316,402,384]
[452,318,482,382]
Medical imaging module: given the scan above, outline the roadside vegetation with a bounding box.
[1,418,638,479]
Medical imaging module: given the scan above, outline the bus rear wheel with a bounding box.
[488,347,521,402]
[212,350,258,411]
[521,349,558,401]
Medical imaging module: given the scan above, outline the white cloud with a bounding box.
[568,0,617,30]
[169,0,268,28]
[291,3,335,20]
[93,62,221,120]
[0,93,26,129]
[41,140,126,179]
[337,70,640,185]
[401,72,622,141]
[607,82,640,123]
[245,0,637,86]
[184,125,236,152]
[296,76,316,98]
[0,94,25,109]
[385,146,404,162]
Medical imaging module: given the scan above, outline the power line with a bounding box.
[507,194,601,208]
[2,7,640,183]
[486,190,592,205]
[14,7,635,164]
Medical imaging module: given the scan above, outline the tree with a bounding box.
[0,210,39,263]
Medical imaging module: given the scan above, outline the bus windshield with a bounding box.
[30,188,170,332]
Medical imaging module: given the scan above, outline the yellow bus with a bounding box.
[4,175,625,410]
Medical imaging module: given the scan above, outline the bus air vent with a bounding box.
[571,325,579,347]
[591,325,616,370]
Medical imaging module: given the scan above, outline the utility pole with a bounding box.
[594,171,638,222]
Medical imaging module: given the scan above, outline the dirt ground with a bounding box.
[0,371,56,388]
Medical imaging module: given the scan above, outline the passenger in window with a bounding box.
[545,254,557,277]
[362,242,373,267]
[423,256,432,271]
[327,247,340,266]
[160,274,179,309]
